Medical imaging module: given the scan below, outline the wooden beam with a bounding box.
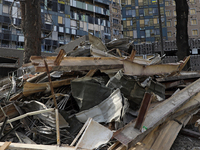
[129,49,136,62]
[54,49,66,66]
[114,77,200,148]
[30,56,123,72]
[134,93,152,130]
[0,141,11,150]
[0,142,74,150]
[123,60,181,76]
[23,78,74,97]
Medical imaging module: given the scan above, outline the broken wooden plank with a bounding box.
[30,56,123,72]
[0,104,19,123]
[0,141,12,150]
[114,77,200,148]
[130,109,198,150]
[54,49,66,66]
[0,108,54,126]
[123,60,182,76]
[134,93,152,130]
[23,78,74,97]
[0,142,75,150]
[129,50,136,62]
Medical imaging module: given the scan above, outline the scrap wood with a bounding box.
[168,56,191,76]
[0,104,19,123]
[44,59,60,145]
[0,142,74,150]
[23,78,74,96]
[0,108,54,126]
[30,56,123,72]
[123,60,184,76]
[0,141,11,150]
[113,78,200,148]
[111,90,200,150]
[129,109,199,150]
[54,49,66,66]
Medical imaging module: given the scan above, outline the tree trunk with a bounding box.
[20,0,41,63]
[175,0,190,61]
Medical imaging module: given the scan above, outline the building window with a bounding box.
[138,0,143,5]
[191,19,197,25]
[45,14,52,23]
[166,10,170,16]
[3,5,9,14]
[144,8,149,16]
[167,31,172,37]
[190,9,196,15]
[113,18,119,24]
[112,8,118,13]
[192,29,198,36]
[165,1,169,6]
[174,20,177,26]
[153,18,158,24]
[127,0,131,5]
[167,21,171,27]
[140,19,144,28]
[189,0,195,3]
[174,10,176,16]
[145,30,150,37]
[58,16,63,24]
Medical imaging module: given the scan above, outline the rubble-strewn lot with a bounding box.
[0,34,200,150]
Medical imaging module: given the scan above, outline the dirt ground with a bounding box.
[171,134,200,150]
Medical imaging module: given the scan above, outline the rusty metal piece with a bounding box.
[44,59,60,146]
[134,93,153,130]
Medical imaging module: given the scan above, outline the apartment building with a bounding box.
[166,0,200,41]
[121,0,168,43]
[109,0,123,39]
[0,0,111,52]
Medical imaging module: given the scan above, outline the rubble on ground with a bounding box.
[0,34,199,150]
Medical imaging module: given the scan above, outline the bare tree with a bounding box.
[20,0,42,63]
[175,0,190,61]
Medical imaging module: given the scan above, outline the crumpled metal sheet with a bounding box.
[75,118,113,150]
[17,100,69,128]
[89,33,108,52]
[106,70,165,109]
[75,88,129,123]
[71,77,113,111]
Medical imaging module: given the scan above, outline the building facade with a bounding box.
[121,0,168,43]
[165,0,200,41]
[109,0,123,40]
[0,0,111,52]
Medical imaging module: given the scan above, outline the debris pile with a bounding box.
[0,34,200,150]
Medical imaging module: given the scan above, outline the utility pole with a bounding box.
[157,0,164,56]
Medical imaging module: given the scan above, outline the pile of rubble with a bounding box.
[0,34,200,150]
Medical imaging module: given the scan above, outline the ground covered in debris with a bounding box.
[171,134,200,150]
